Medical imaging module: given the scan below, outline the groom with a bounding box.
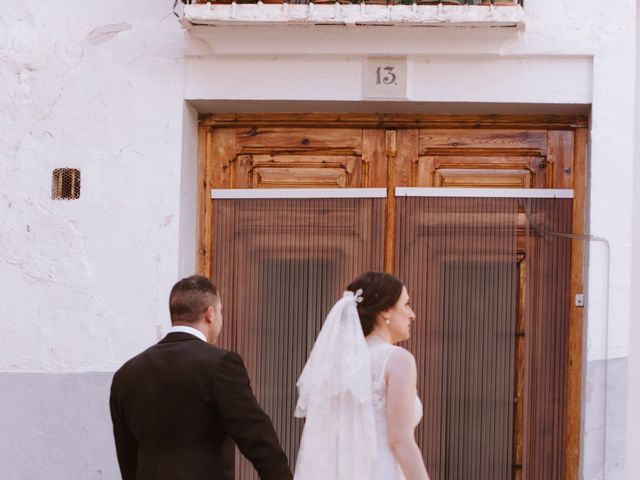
[109,275,292,480]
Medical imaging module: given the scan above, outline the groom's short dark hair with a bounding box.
[169,275,219,324]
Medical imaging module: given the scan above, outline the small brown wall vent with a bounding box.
[51,168,81,200]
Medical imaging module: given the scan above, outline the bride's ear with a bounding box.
[379,311,391,326]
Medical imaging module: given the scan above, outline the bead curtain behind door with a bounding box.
[396,195,572,480]
[211,190,572,480]
[212,196,386,479]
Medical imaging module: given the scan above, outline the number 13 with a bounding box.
[375,66,397,85]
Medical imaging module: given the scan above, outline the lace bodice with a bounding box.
[369,344,423,480]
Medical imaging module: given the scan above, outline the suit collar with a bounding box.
[160,331,207,344]
[167,325,207,342]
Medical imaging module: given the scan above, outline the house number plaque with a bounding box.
[364,57,407,99]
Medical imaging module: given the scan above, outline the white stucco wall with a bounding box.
[1,1,186,372]
[626,3,640,480]
[0,0,637,478]
[1,1,186,477]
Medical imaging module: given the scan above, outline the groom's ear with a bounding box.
[203,305,214,324]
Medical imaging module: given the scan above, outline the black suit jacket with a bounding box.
[109,332,293,480]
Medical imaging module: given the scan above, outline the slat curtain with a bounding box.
[213,197,385,479]
[522,198,573,480]
[212,194,571,480]
[397,197,519,480]
[396,196,572,480]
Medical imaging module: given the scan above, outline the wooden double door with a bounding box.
[197,114,587,480]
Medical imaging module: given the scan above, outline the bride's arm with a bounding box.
[385,348,430,480]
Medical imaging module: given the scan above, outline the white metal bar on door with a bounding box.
[211,188,388,199]
[212,188,573,199]
[395,187,574,199]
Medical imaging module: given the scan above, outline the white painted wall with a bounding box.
[1,0,186,372]
[0,0,637,478]
[626,2,640,479]
[1,2,185,476]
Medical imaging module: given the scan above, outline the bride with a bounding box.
[294,272,430,480]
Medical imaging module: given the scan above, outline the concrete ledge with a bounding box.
[180,3,524,28]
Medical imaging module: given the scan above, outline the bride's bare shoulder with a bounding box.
[387,346,417,373]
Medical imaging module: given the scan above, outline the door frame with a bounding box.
[196,112,588,480]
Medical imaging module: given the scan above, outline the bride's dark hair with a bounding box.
[346,271,404,336]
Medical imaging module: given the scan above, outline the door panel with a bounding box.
[415,155,545,188]
[413,128,549,188]
[418,129,547,154]
[205,127,387,191]
[433,167,532,188]
[248,154,362,188]
[547,130,575,189]
[202,125,390,480]
[392,127,574,480]
[198,126,388,279]
[236,127,364,154]
[198,116,586,480]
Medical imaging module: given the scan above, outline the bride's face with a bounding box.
[383,286,416,343]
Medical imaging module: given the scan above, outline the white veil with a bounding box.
[294,290,376,480]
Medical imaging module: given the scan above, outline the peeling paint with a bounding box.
[85,23,132,47]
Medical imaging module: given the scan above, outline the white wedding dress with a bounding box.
[293,291,423,480]
[369,343,423,480]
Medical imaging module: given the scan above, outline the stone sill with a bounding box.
[179,3,525,28]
